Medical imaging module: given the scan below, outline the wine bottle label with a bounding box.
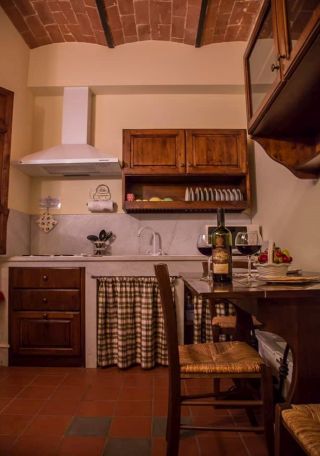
[212,248,230,274]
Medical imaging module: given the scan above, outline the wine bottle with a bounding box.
[212,208,232,283]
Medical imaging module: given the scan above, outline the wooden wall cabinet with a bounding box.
[9,267,85,367]
[123,129,251,213]
[244,0,320,178]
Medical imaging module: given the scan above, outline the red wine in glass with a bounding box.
[237,245,261,256]
[197,246,212,257]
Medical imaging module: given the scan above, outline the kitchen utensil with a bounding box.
[199,188,204,201]
[99,229,107,241]
[185,187,189,201]
[214,189,220,201]
[189,188,194,201]
[209,188,214,201]
[194,187,200,201]
[204,188,209,201]
[87,235,98,242]
[236,189,243,200]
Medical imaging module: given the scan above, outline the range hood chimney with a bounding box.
[12,87,121,177]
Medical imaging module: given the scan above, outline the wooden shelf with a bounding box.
[124,200,248,213]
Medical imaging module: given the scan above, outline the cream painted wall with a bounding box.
[252,143,320,270]
[28,41,246,88]
[27,40,248,214]
[0,7,33,213]
[30,92,246,214]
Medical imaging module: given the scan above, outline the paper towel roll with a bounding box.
[87,200,114,212]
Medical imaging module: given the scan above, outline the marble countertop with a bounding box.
[0,255,205,263]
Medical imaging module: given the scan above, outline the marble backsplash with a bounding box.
[4,209,251,256]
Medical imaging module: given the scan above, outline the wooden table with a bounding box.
[182,273,320,404]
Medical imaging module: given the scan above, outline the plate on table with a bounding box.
[257,274,320,284]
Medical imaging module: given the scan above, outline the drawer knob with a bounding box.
[42,313,48,319]
[42,275,48,281]
[42,297,48,304]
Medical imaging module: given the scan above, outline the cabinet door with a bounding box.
[123,129,185,174]
[244,0,282,129]
[186,130,248,174]
[10,311,81,357]
[278,0,320,76]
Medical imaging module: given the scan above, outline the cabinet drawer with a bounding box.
[11,290,80,311]
[10,267,81,289]
[11,311,81,357]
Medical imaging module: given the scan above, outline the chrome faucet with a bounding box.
[137,226,162,256]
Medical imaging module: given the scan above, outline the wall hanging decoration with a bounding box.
[87,184,114,212]
[36,196,60,233]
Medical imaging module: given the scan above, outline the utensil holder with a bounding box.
[93,241,107,256]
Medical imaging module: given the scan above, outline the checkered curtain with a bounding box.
[97,276,176,369]
[193,297,235,343]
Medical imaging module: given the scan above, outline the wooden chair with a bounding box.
[154,263,274,456]
[210,260,262,343]
[275,403,320,456]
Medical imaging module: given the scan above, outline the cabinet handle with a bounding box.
[271,63,280,72]
[42,313,48,319]
[42,297,48,304]
[42,275,48,281]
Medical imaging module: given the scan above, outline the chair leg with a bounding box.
[261,365,275,456]
[166,395,181,456]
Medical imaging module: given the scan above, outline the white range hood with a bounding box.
[12,87,121,177]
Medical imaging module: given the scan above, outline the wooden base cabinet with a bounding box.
[9,267,85,367]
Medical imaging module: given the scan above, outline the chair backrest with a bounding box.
[154,264,180,380]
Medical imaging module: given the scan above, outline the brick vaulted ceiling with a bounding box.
[0,0,262,48]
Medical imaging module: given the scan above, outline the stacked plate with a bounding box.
[185,187,243,202]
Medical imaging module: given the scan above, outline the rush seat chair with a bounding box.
[154,263,274,456]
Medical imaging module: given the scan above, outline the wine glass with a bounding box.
[197,234,212,281]
[235,231,262,282]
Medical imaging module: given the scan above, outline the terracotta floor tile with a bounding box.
[241,434,269,456]
[0,398,12,412]
[50,385,88,401]
[152,436,166,456]
[31,375,65,386]
[0,435,16,454]
[66,416,111,437]
[76,400,115,417]
[84,385,121,401]
[0,375,36,386]
[115,400,152,416]
[197,434,248,456]
[0,414,32,435]
[11,434,62,456]
[17,386,55,400]
[121,385,153,400]
[57,436,106,456]
[153,399,190,417]
[123,374,154,388]
[104,437,151,456]
[1,399,45,415]
[109,416,152,438]
[179,435,200,455]
[40,399,79,415]
[23,415,72,436]
[0,385,24,398]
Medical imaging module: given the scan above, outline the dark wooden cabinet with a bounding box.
[244,0,320,178]
[0,87,14,254]
[123,129,251,213]
[123,129,185,174]
[185,129,248,174]
[9,267,85,367]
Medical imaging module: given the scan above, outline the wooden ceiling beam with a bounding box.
[96,0,115,48]
[195,0,209,48]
